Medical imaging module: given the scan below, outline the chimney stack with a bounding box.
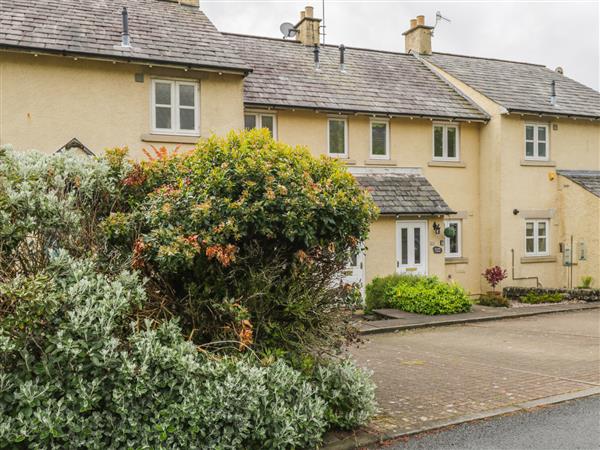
[402,15,433,55]
[162,0,200,7]
[295,6,321,46]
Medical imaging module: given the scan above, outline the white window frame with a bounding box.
[369,118,390,160]
[525,219,550,256]
[245,112,278,139]
[151,79,199,136]
[524,123,549,161]
[327,117,348,158]
[444,220,462,258]
[432,123,460,161]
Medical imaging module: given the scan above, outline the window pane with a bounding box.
[261,115,274,136]
[447,127,457,158]
[434,126,444,157]
[180,108,195,130]
[526,125,534,140]
[526,222,534,237]
[538,142,546,157]
[371,122,387,156]
[244,114,257,130]
[414,227,421,264]
[537,126,546,142]
[526,238,534,253]
[538,221,546,237]
[155,106,171,129]
[155,82,171,105]
[329,120,345,154]
[349,253,357,268]
[179,84,195,107]
[401,228,408,265]
[448,223,458,254]
[526,142,534,157]
[538,238,547,253]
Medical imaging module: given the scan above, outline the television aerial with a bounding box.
[280,22,297,39]
[433,11,451,36]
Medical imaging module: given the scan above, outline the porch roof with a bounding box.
[557,170,600,198]
[353,172,455,215]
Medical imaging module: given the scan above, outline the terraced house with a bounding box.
[1,0,598,294]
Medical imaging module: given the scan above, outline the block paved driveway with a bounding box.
[350,310,600,436]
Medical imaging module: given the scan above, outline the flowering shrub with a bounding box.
[482,266,508,292]
[102,129,378,354]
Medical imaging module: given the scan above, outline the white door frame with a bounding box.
[396,220,428,275]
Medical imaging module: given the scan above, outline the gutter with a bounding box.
[243,102,489,123]
[0,44,252,76]
[507,108,600,122]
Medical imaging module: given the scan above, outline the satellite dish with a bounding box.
[280,22,297,39]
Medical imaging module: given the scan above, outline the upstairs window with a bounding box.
[525,124,549,160]
[525,219,549,256]
[433,123,459,161]
[152,79,199,135]
[245,113,277,138]
[444,220,462,258]
[370,119,390,159]
[328,118,348,157]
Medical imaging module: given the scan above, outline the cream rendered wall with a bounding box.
[275,109,482,293]
[498,115,600,288]
[428,61,600,290]
[0,51,245,158]
[557,178,600,286]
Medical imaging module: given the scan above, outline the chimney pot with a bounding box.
[410,18,417,28]
[416,15,425,25]
[305,6,314,18]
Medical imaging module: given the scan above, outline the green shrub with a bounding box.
[519,291,564,304]
[0,254,333,449]
[365,275,470,315]
[579,276,594,289]
[311,359,377,430]
[389,276,471,315]
[365,274,422,311]
[478,294,511,308]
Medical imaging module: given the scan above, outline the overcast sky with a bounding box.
[202,1,599,91]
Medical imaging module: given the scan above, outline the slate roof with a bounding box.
[353,173,455,215]
[557,170,600,198]
[225,34,489,121]
[0,0,249,72]
[425,53,600,119]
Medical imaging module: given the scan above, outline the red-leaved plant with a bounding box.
[482,266,508,292]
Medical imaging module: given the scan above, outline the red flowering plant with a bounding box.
[100,129,378,356]
[482,266,508,293]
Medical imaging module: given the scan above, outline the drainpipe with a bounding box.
[511,249,542,287]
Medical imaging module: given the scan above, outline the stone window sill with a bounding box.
[365,159,397,166]
[141,133,200,144]
[445,257,469,264]
[520,255,557,264]
[520,159,556,167]
[428,161,466,168]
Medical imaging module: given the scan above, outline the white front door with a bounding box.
[343,249,365,294]
[396,221,428,275]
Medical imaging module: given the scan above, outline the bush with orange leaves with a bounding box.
[101,129,378,357]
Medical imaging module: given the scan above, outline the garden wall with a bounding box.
[503,287,600,302]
